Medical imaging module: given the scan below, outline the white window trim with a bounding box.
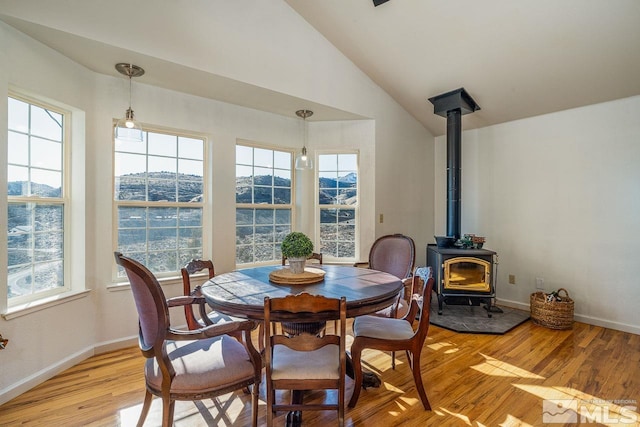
[235,140,296,268]
[0,91,86,310]
[112,124,209,282]
[315,150,360,263]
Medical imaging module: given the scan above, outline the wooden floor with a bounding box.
[1,318,639,426]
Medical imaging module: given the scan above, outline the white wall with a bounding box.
[0,3,434,403]
[435,96,640,334]
[375,106,434,266]
[0,21,97,404]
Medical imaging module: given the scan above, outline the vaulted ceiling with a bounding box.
[2,0,639,136]
[286,0,640,135]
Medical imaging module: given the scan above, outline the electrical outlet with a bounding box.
[379,214,384,223]
[508,274,516,285]
[535,277,545,289]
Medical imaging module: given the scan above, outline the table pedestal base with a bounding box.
[346,352,382,388]
[286,409,302,427]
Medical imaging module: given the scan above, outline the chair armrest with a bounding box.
[167,319,257,341]
[400,277,414,301]
[400,275,422,323]
[402,297,421,324]
[167,295,205,308]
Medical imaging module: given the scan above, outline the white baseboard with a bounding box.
[0,334,140,406]
[0,346,94,406]
[94,335,138,355]
[496,298,640,335]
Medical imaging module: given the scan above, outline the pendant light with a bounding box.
[295,109,313,170]
[115,63,145,142]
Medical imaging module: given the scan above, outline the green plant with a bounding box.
[281,232,313,259]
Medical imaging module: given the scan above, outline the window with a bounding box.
[318,153,358,260]
[7,95,68,303]
[235,144,293,265]
[114,129,205,278]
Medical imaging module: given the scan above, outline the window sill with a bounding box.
[2,289,92,320]
[107,273,205,292]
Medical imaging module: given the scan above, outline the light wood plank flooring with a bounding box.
[1,318,638,426]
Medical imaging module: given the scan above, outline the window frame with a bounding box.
[235,141,295,267]
[112,125,208,282]
[316,150,360,263]
[6,92,72,306]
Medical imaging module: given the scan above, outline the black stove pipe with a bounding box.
[428,88,480,241]
[446,109,462,239]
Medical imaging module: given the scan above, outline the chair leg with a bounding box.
[347,346,364,408]
[391,351,396,369]
[136,389,153,427]
[339,369,345,427]
[266,385,274,427]
[162,395,175,427]
[410,350,431,410]
[251,383,258,427]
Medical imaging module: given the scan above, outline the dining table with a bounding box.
[199,264,403,426]
[200,264,403,321]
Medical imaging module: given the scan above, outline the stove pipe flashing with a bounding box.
[428,88,480,240]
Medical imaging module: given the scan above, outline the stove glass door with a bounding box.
[443,257,491,292]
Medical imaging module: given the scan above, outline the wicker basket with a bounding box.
[530,288,574,330]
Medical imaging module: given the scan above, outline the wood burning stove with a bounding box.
[427,244,497,315]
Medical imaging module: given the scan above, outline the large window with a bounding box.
[318,153,358,260]
[7,95,68,303]
[114,130,205,278]
[235,144,293,265]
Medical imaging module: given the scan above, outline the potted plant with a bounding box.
[281,231,314,274]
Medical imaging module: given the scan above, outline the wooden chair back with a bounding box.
[180,259,215,330]
[263,293,347,426]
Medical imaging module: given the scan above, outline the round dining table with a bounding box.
[200,264,403,426]
[200,264,403,321]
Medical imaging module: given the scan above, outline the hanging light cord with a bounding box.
[128,70,133,110]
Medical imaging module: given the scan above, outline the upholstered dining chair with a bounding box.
[263,293,347,427]
[367,234,416,319]
[114,252,262,427]
[361,234,416,368]
[348,270,435,411]
[282,252,323,265]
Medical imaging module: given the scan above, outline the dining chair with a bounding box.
[180,259,214,330]
[367,234,416,319]
[282,252,323,265]
[263,292,347,427]
[348,270,435,411]
[114,252,262,427]
[180,258,245,333]
[361,234,416,368]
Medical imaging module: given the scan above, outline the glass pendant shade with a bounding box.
[295,109,313,170]
[115,108,143,142]
[295,146,313,170]
[114,63,145,142]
